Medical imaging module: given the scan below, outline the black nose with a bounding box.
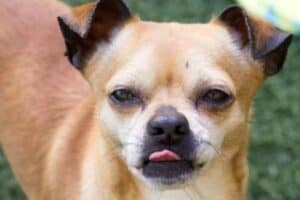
[147,106,190,145]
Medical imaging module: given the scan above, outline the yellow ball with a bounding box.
[237,0,300,34]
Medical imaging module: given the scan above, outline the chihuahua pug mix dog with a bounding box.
[0,0,292,199]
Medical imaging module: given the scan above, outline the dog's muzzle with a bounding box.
[141,106,203,185]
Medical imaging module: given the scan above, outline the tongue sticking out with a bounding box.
[149,150,181,162]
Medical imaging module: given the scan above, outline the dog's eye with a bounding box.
[110,89,141,106]
[197,89,233,109]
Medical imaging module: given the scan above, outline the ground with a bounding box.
[0,0,299,199]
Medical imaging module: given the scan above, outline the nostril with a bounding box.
[149,127,164,136]
[175,124,188,135]
[147,110,190,140]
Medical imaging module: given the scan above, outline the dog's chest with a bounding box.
[147,189,201,200]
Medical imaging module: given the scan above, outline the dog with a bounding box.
[0,0,292,199]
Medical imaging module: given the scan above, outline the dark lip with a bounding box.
[142,160,195,185]
[143,158,191,166]
[140,134,201,185]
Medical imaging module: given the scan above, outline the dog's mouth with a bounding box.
[141,149,200,185]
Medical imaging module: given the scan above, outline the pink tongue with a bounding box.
[149,150,181,162]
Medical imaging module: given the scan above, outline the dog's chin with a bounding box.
[142,160,195,187]
[131,159,206,189]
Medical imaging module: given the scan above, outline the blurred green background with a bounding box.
[0,0,299,199]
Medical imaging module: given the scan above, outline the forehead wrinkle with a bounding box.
[180,26,252,90]
[84,21,143,90]
[87,28,133,70]
[106,44,158,92]
[183,48,236,95]
[92,20,249,97]
[210,31,264,95]
[134,23,234,91]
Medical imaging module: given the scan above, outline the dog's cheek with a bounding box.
[184,104,246,163]
[98,100,146,166]
[98,100,135,142]
[212,101,248,138]
[185,112,221,162]
[122,137,143,169]
[121,114,150,169]
[200,102,249,159]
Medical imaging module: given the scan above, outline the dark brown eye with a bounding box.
[197,89,233,109]
[110,88,141,106]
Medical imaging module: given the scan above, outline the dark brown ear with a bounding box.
[218,6,293,76]
[58,0,132,69]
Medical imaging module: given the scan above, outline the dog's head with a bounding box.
[58,0,292,188]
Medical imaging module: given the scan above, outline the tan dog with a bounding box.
[0,0,292,200]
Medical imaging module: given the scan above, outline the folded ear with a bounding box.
[217,6,293,76]
[58,0,132,69]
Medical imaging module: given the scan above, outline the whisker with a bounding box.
[190,184,204,200]
[157,191,163,200]
[200,140,227,161]
[184,189,195,200]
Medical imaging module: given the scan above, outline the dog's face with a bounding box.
[85,21,265,187]
[58,0,292,188]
